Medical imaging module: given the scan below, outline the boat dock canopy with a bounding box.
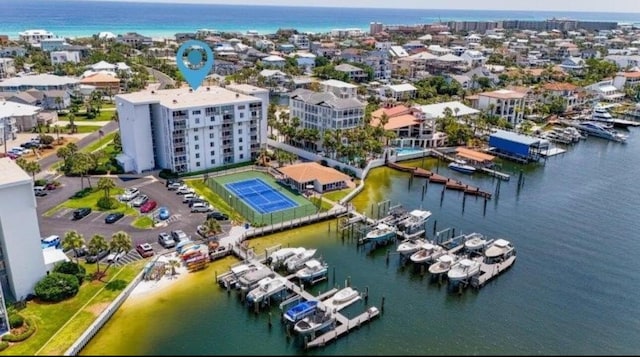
[455,147,495,163]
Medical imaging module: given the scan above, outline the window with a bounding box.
[209,126,213,130]
[192,110,201,115]
[239,146,243,151]
[238,129,243,134]
[239,112,244,118]
[196,162,200,167]
[194,135,199,141]
[195,153,200,158]
[195,144,199,150]
[240,154,244,159]
[195,118,200,124]
[210,150,215,155]
[210,142,214,147]
[210,159,215,164]
[238,105,245,110]
[209,133,214,139]
[239,137,243,143]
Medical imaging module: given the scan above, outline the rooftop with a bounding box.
[0,99,41,117]
[419,101,480,118]
[0,74,79,87]
[116,86,262,109]
[277,162,351,185]
[0,158,31,187]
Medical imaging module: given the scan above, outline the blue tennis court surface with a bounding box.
[226,178,299,214]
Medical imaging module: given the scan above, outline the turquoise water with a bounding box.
[81,128,640,355]
[2,1,640,39]
[395,147,427,155]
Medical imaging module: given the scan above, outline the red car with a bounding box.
[140,200,157,213]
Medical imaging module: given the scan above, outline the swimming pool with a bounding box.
[395,147,427,155]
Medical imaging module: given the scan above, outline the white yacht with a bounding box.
[396,237,428,255]
[447,258,482,283]
[268,247,305,269]
[246,276,287,304]
[284,248,317,272]
[409,242,446,264]
[428,254,459,275]
[396,209,432,236]
[295,258,328,283]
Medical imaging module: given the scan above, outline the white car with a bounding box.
[106,251,126,263]
[190,202,212,213]
[120,187,140,201]
[131,194,149,207]
[182,193,202,203]
[176,185,195,195]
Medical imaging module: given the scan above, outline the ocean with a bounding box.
[1,0,640,39]
[79,130,640,355]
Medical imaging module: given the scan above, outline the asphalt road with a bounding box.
[37,174,230,255]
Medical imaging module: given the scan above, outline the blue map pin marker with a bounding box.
[176,40,214,90]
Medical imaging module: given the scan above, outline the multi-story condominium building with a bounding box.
[0,158,47,301]
[0,59,15,79]
[0,100,42,133]
[469,89,526,126]
[370,22,383,35]
[115,85,268,174]
[18,29,55,45]
[288,86,365,135]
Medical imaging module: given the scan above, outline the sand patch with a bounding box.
[85,302,111,317]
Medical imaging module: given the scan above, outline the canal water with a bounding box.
[81,129,640,355]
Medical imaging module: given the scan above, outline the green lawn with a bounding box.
[81,132,117,154]
[323,188,353,203]
[131,216,154,229]
[43,187,136,217]
[58,111,114,122]
[2,260,147,356]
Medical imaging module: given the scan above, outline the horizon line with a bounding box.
[57,0,640,15]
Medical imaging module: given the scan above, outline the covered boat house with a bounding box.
[488,129,549,163]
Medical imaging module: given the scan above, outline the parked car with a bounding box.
[136,243,155,258]
[41,235,61,249]
[176,185,195,195]
[72,207,92,220]
[158,232,176,248]
[158,207,170,220]
[166,178,183,188]
[207,211,229,221]
[85,249,110,263]
[106,251,126,263]
[188,198,207,207]
[120,187,140,201]
[170,229,189,243]
[68,245,88,258]
[45,182,57,190]
[191,202,212,213]
[104,212,125,224]
[140,200,157,213]
[131,194,149,207]
[34,186,48,197]
[182,193,202,203]
[167,182,182,191]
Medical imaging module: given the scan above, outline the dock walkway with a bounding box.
[305,306,380,349]
[386,162,492,199]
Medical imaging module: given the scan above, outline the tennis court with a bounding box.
[225,178,298,214]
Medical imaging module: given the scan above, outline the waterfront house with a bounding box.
[469,89,526,126]
[334,63,368,83]
[79,73,121,95]
[585,79,626,103]
[612,71,640,90]
[18,29,56,45]
[541,82,587,111]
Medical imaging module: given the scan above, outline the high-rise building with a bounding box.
[370,22,383,35]
[0,158,47,302]
[115,85,269,174]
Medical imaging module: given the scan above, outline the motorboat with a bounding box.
[246,276,287,304]
[409,242,446,264]
[295,258,328,282]
[237,267,276,291]
[396,237,428,255]
[396,209,432,236]
[218,262,259,289]
[562,126,586,142]
[361,223,397,244]
[284,248,317,272]
[575,121,628,143]
[283,300,319,323]
[447,258,482,283]
[268,247,305,269]
[463,232,492,254]
[591,106,615,123]
[293,309,336,335]
[483,239,516,264]
[448,159,476,174]
[331,286,359,305]
[428,254,459,275]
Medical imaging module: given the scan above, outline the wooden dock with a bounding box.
[386,162,492,199]
[305,306,381,349]
[479,167,510,181]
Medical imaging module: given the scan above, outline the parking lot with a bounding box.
[37,174,231,263]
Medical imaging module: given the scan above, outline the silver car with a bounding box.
[131,194,149,207]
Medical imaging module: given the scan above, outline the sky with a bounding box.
[88,0,640,13]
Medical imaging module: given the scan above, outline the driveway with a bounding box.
[37,174,229,256]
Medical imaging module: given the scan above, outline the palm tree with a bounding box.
[167,259,181,278]
[97,177,116,200]
[201,218,222,240]
[104,231,133,273]
[61,230,86,264]
[87,234,109,278]
[71,152,94,189]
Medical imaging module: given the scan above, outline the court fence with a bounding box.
[207,177,318,226]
